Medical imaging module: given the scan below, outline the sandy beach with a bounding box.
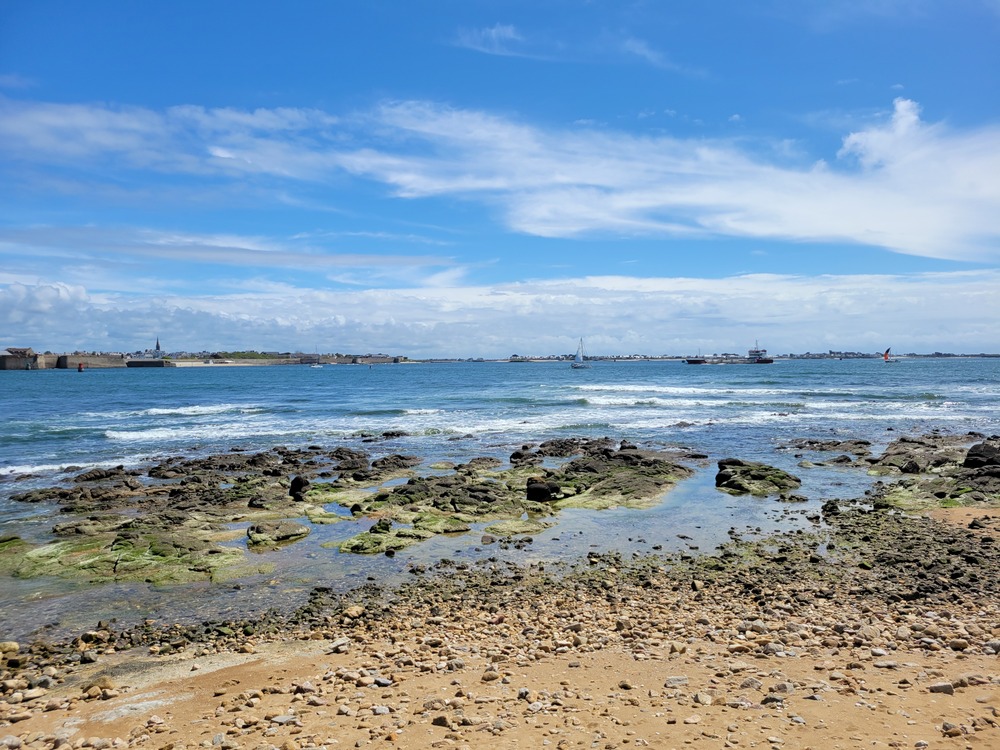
[3,504,998,750]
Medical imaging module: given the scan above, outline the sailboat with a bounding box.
[883,347,899,363]
[571,338,592,369]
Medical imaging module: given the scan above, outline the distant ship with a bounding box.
[747,343,773,364]
[685,342,773,365]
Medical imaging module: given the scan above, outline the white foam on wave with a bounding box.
[84,403,263,419]
[570,383,797,399]
[572,383,703,394]
[0,457,142,478]
[403,408,442,415]
[105,422,292,443]
[583,396,700,408]
[142,404,264,417]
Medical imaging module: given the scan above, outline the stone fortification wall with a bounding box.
[1,353,126,370]
[57,354,128,369]
[0,355,33,370]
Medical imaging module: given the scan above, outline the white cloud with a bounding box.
[621,37,667,67]
[618,37,704,76]
[2,95,999,261]
[0,226,457,293]
[339,98,1000,261]
[454,24,529,57]
[4,271,1000,357]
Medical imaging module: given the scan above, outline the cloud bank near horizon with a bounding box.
[3,270,998,357]
[2,95,998,262]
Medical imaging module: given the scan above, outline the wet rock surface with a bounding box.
[715,458,802,496]
[2,430,1000,747]
[1,498,999,746]
[0,438,695,578]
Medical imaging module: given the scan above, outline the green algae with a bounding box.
[412,514,472,534]
[302,504,346,524]
[483,519,554,536]
[8,533,247,585]
[331,527,435,555]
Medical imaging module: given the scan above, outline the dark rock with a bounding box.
[247,520,311,548]
[964,441,1000,469]
[715,459,801,497]
[526,478,560,502]
[510,447,541,466]
[371,454,422,472]
[74,466,127,483]
[289,475,310,500]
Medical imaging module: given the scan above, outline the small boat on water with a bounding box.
[883,347,899,363]
[571,338,592,369]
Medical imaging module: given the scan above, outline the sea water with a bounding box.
[1,357,998,639]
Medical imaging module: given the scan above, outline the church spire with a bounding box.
[155,337,161,353]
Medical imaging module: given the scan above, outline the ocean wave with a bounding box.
[583,396,676,407]
[84,403,265,419]
[105,423,295,443]
[142,404,266,417]
[0,458,141,479]
[724,401,806,409]
[0,425,97,445]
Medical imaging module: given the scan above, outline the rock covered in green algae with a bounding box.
[714,458,801,497]
[867,433,977,477]
[302,503,346,524]
[3,438,697,574]
[333,440,695,551]
[7,531,246,584]
[333,518,435,554]
[865,433,1000,509]
[484,519,554,536]
[247,520,311,548]
[544,443,694,510]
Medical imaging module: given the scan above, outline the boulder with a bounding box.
[526,477,561,502]
[289,475,310,499]
[371,454,422,472]
[715,459,801,497]
[247,520,311,548]
[510,447,541,466]
[963,441,1000,469]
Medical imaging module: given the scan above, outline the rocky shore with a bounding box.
[0,438,695,584]
[2,431,999,748]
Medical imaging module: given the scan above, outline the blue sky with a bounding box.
[2,0,999,357]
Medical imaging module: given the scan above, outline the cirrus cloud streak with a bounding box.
[2,95,999,262]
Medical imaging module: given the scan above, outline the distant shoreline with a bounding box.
[5,351,1000,371]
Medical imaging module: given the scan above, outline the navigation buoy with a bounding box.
[77,362,84,372]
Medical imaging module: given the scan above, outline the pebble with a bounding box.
[3,460,1000,750]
